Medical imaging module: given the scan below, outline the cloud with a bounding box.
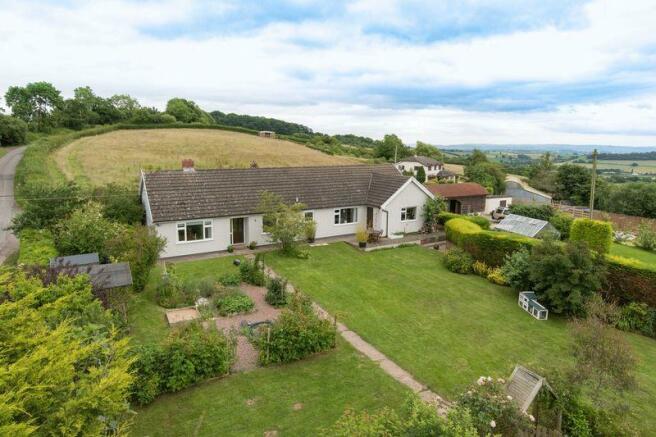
[0,0,655,146]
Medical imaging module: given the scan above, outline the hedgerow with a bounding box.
[605,255,656,307]
[570,218,613,254]
[17,229,58,266]
[437,212,490,229]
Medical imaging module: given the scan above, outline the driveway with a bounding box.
[0,147,25,264]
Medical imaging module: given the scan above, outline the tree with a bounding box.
[93,183,144,224]
[422,196,446,231]
[11,182,84,232]
[130,107,177,124]
[259,191,307,256]
[554,164,592,205]
[109,94,141,120]
[467,149,488,166]
[0,114,27,146]
[415,141,443,160]
[107,225,165,292]
[165,98,213,124]
[528,239,606,316]
[0,270,134,434]
[415,165,426,183]
[374,134,410,161]
[4,81,63,130]
[464,162,506,194]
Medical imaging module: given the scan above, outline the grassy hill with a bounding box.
[54,128,360,187]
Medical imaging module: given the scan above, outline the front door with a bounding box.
[231,218,245,244]
[366,207,374,229]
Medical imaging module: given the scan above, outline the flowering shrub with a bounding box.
[443,247,474,274]
[472,261,490,277]
[457,376,531,436]
[486,267,507,286]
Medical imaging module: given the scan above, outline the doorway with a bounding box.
[448,199,462,214]
[366,207,374,229]
[230,217,245,244]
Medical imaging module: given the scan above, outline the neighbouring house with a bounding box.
[426,182,489,214]
[50,253,133,290]
[485,194,513,214]
[140,163,435,258]
[495,214,560,239]
[504,175,552,205]
[258,130,276,138]
[395,156,456,181]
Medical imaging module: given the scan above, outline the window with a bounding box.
[500,200,507,207]
[304,211,314,221]
[177,220,212,242]
[334,208,358,225]
[401,207,417,221]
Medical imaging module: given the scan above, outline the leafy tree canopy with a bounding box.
[415,141,443,160]
[375,134,411,161]
[0,114,28,146]
[464,161,506,194]
[4,81,63,130]
[165,98,214,124]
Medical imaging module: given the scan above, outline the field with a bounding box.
[266,243,656,434]
[54,128,360,187]
[565,159,656,174]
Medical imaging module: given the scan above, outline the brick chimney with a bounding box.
[182,159,195,172]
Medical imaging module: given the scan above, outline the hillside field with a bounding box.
[564,159,656,174]
[54,128,360,187]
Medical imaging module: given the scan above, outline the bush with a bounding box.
[549,213,574,240]
[0,114,28,146]
[266,277,288,306]
[570,218,613,254]
[443,247,474,274]
[616,302,655,337]
[17,229,58,266]
[239,254,266,286]
[92,183,144,224]
[486,268,507,286]
[216,292,254,316]
[219,272,241,287]
[248,241,257,250]
[255,294,335,365]
[500,248,532,291]
[635,223,656,251]
[186,277,218,298]
[305,220,317,242]
[106,225,165,292]
[605,255,656,307]
[509,204,555,221]
[472,260,490,277]
[155,271,197,308]
[227,245,234,253]
[131,323,235,404]
[11,182,84,232]
[438,212,490,229]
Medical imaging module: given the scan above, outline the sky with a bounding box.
[1,0,656,146]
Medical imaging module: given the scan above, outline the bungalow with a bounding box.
[395,156,455,181]
[140,163,435,258]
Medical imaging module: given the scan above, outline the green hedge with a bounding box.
[438,212,491,230]
[18,229,58,266]
[605,255,656,307]
[445,218,537,267]
[570,218,613,254]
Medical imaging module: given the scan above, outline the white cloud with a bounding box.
[0,0,655,146]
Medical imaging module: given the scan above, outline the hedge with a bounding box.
[605,255,656,307]
[17,229,58,266]
[445,218,536,267]
[570,218,613,254]
[438,212,491,230]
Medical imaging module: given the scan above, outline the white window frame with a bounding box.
[304,211,315,221]
[176,220,213,243]
[401,206,417,222]
[334,207,358,225]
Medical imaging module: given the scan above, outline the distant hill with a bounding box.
[442,144,656,154]
[210,110,313,135]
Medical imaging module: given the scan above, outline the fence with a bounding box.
[553,202,656,232]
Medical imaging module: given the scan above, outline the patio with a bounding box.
[342,231,446,252]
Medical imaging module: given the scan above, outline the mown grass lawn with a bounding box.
[266,243,656,434]
[131,336,408,436]
[611,242,656,268]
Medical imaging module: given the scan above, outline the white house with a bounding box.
[140,163,435,258]
[395,155,456,181]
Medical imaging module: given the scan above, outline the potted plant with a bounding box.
[227,245,234,253]
[248,241,257,250]
[356,226,369,248]
[305,220,317,243]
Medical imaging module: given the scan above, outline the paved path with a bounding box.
[264,265,451,415]
[0,147,25,264]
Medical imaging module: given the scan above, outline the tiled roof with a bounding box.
[427,182,488,198]
[401,155,442,166]
[143,164,409,223]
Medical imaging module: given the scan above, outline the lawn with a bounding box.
[266,243,656,433]
[54,128,359,187]
[131,337,409,436]
[611,242,656,268]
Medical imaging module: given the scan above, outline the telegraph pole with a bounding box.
[589,149,597,219]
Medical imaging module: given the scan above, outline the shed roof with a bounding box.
[426,182,488,199]
[50,253,100,268]
[142,164,411,223]
[61,263,133,290]
[506,365,555,413]
[495,214,558,238]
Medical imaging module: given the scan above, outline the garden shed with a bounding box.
[495,214,560,239]
[518,291,548,320]
[506,365,561,432]
[49,253,133,290]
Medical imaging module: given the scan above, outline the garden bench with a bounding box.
[368,229,382,243]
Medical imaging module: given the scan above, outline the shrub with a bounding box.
[472,260,490,277]
[219,272,241,287]
[106,225,165,292]
[549,213,574,240]
[457,377,531,436]
[216,292,254,316]
[155,271,197,308]
[266,277,288,306]
[605,255,656,307]
[635,223,656,251]
[415,166,426,183]
[467,215,491,230]
[227,245,234,253]
[437,211,461,225]
[304,220,317,242]
[443,247,474,274]
[239,254,266,286]
[500,247,532,291]
[438,212,490,229]
[255,294,335,365]
[17,229,58,266]
[486,268,507,286]
[616,302,655,337]
[570,218,613,254]
[0,114,28,146]
[92,183,144,224]
[509,204,555,221]
[248,241,257,250]
[11,182,84,232]
[185,277,217,298]
[259,191,308,256]
[355,226,368,244]
[444,218,481,246]
[130,346,162,405]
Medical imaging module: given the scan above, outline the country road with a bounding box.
[0,147,25,264]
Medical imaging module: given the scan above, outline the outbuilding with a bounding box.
[426,182,489,214]
[495,214,560,239]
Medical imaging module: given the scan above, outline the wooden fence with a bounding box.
[553,202,656,232]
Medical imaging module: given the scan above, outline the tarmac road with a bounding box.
[0,146,25,264]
